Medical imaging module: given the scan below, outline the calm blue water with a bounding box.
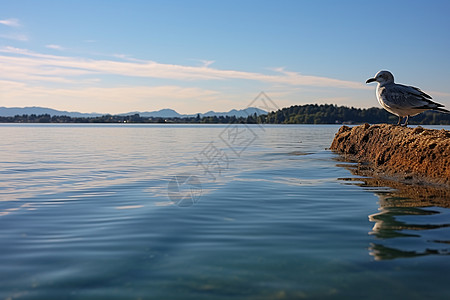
[0,124,449,300]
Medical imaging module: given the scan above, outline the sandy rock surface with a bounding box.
[331,124,450,186]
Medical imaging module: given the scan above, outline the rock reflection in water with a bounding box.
[337,162,450,260]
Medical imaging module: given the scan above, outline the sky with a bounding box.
[1,0,450,114]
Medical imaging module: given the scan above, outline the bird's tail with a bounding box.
[434,107,450,114]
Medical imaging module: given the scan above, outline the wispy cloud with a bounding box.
[190,59,215,68]
[0,18,20,27]
[45,44,65,51]
[200,60,215,68]
[0,33,28,41]
[0,46,381,113]
[0,18,27,41]
[0,46,367,90]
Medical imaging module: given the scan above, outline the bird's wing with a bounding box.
[398,84,432,100]
[381,84,443,110]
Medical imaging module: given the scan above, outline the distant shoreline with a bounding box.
[1,104,450,125]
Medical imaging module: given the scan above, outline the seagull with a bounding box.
[366,70,449,126]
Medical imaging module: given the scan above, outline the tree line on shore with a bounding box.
[1,104,449,125]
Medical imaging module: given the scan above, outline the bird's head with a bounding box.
[366,70,394,86]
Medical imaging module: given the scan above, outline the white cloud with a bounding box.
[45,44,65,51]
[0,33,28,41]
[0,19,27,41]
[0,18,20,27]
[190,59,215,68]
[0,46,367,90]
[201,60,215,67]
[1,46,401,113]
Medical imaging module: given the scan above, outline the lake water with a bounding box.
[0,124,449,300]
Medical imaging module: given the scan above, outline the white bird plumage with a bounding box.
[366,70,449,126]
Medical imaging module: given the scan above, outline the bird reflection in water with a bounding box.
[337,162,450,260]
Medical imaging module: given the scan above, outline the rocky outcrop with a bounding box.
[331,124,450,186]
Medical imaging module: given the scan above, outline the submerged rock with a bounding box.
[330,124,450,186]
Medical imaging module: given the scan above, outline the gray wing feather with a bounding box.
[381,83,442,110]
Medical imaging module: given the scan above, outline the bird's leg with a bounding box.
[396,116,402,126]
[402,115,409,127]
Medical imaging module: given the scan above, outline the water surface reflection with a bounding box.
[338,162,450,260]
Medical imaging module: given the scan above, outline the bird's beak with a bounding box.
[366,78,376,84]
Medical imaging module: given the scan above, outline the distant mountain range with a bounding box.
[0,107,102,118]
[0,106,267,118]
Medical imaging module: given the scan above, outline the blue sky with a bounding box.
[1,0,450,114]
